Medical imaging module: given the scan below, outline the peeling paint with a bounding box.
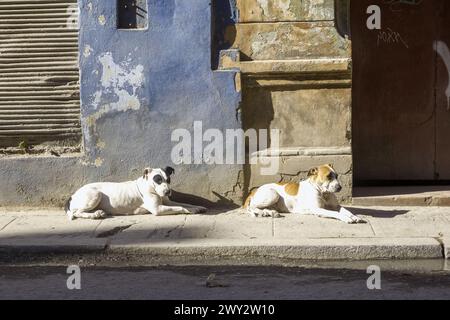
[98,15,106,25]
[279,0,291,16]
[83,44,93,57]
[257,0,269,17]
[93,52,145,113]
[234,73,242,93]
[83,53,145,155]
[96,140,106,149]
[251,31,278,57]
[99,53,144,89]
[94,157,104,167]
[238,0,333,22]
[92,90,101,105]
[233,22,350,60]
[220,54,237,69]
[306,0,326,20]
[79,157,103,168]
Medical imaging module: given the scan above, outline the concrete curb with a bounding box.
[0,238,444,262]
[108,238,444,260]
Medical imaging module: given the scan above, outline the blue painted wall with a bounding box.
[0,0,243,207]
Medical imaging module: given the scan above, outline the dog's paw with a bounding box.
[184,207,205,214]
[93,210,107,219]
[345,215,366,224]
[273,212,284,218]
[339,208,365,224]
[261,209,280,218]
[352,215,367,224]
[66,210,75,221]
[248,211,258,218]
[338,214,356,224]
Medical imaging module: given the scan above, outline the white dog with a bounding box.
[65,167,207,220]
[244,164,364,224]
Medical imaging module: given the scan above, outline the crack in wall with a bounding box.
[224,170,244,199]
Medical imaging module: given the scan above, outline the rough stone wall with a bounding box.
[0,1,242,207]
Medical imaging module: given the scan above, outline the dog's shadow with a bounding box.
[170,190,240,215]
[345,207,409,218]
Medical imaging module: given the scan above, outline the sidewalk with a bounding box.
[0,206,449,263]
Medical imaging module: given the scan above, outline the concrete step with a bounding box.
[353,186,450,207]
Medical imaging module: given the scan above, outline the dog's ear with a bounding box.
[164,166,175,176]
[143,168,152,180]
[307,167,318,177]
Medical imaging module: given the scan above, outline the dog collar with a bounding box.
[135,182,145,199]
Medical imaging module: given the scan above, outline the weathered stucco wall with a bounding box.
[230,21,350,60]
[0,0,242,207]
[220,0,353,201]
[243,86,351,148]
[236,0,335,22]
[227,0,349,61]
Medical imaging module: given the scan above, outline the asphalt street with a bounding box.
[0,265,449,300]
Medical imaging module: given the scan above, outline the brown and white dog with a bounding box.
[65,167,207,220]
[244,164,364,224]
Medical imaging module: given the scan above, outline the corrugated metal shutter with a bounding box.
[0,0,81,148]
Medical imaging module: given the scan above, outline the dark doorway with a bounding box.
[352,0,450,185]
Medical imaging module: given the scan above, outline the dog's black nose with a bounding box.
[164,190,172,197]
[336,185,342,192]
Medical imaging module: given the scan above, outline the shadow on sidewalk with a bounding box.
[347,207,409,218]
[171,190,240,211]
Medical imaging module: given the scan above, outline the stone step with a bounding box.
[353,186,450,207]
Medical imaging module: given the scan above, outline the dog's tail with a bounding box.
[243,188,257,209]
[64,197,74,220]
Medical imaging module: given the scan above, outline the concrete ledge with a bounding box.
[1,238,441,262]
[107,238,443,261]
[353,197,450,207]
[0,238,107,255]
[353,187,450,207]
[220,58,351,75]
[252,146,352,158]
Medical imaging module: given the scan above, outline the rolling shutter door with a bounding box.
[0,0,81,148]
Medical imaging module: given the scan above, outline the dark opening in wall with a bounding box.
[335,0,351,38]
[211,0,238,70]
[117,0,148,29]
